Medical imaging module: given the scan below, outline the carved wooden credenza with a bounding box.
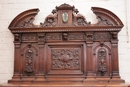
[2,3,130,87]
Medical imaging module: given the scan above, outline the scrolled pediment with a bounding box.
[8,3,123,33]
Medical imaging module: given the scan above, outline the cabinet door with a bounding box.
[45,42,86,75]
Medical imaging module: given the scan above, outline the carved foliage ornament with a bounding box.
[22,34,37,41]
[98,48,107,76]
[93,33,110,41]
[52,49,80,69]
[8,3,123,29]
[25,49,34,75]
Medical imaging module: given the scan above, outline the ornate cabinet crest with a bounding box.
[7,3,125,85]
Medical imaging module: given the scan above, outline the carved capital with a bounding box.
[14,34,21,42]
[110,32,118,40]
[62,33,68,40]
[85,32,93,41]
[37,33,45,44]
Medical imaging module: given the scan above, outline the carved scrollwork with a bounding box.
[25,49,34,75]
[20,18,35,28]
[73,14,91,26]
[22,34,37,41]
[69,34,85,40]
[93,33,110,41]
[52,49,80,69]
[46,34,61,40]
[96,16,113,26]
[98,48,107,76]
[40,11,57,27]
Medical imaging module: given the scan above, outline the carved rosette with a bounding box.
[25,49,34,75]
[98,48,107,76]
[52,49,80,69]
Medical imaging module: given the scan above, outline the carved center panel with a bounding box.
[52,49,80,69]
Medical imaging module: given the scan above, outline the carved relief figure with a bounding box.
[98,48,107,76]
[25,49,34,75]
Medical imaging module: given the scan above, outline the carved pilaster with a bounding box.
[111,40,119,77]
[85,32,94,76]
[14,34,21,76]
[37,33,45,74]
[110,32,119,76]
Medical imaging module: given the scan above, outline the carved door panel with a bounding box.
[21,43,38,76]
[93,42,112,76]
[45,42,86,75]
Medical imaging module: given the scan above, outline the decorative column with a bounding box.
[11,34,21,80]
[85,32,94,76]
[37,33,45,76]
[110,32,124,82]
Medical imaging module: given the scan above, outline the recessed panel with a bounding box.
[45,43,85,75]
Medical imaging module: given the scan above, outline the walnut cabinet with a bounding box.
[7,3,125,84]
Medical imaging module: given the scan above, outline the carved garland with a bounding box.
[25,49,34,75]
[98,48,107,76]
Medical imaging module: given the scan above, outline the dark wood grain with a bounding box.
[2,3,127,87]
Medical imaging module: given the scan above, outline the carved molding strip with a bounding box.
[10,27,121,33]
